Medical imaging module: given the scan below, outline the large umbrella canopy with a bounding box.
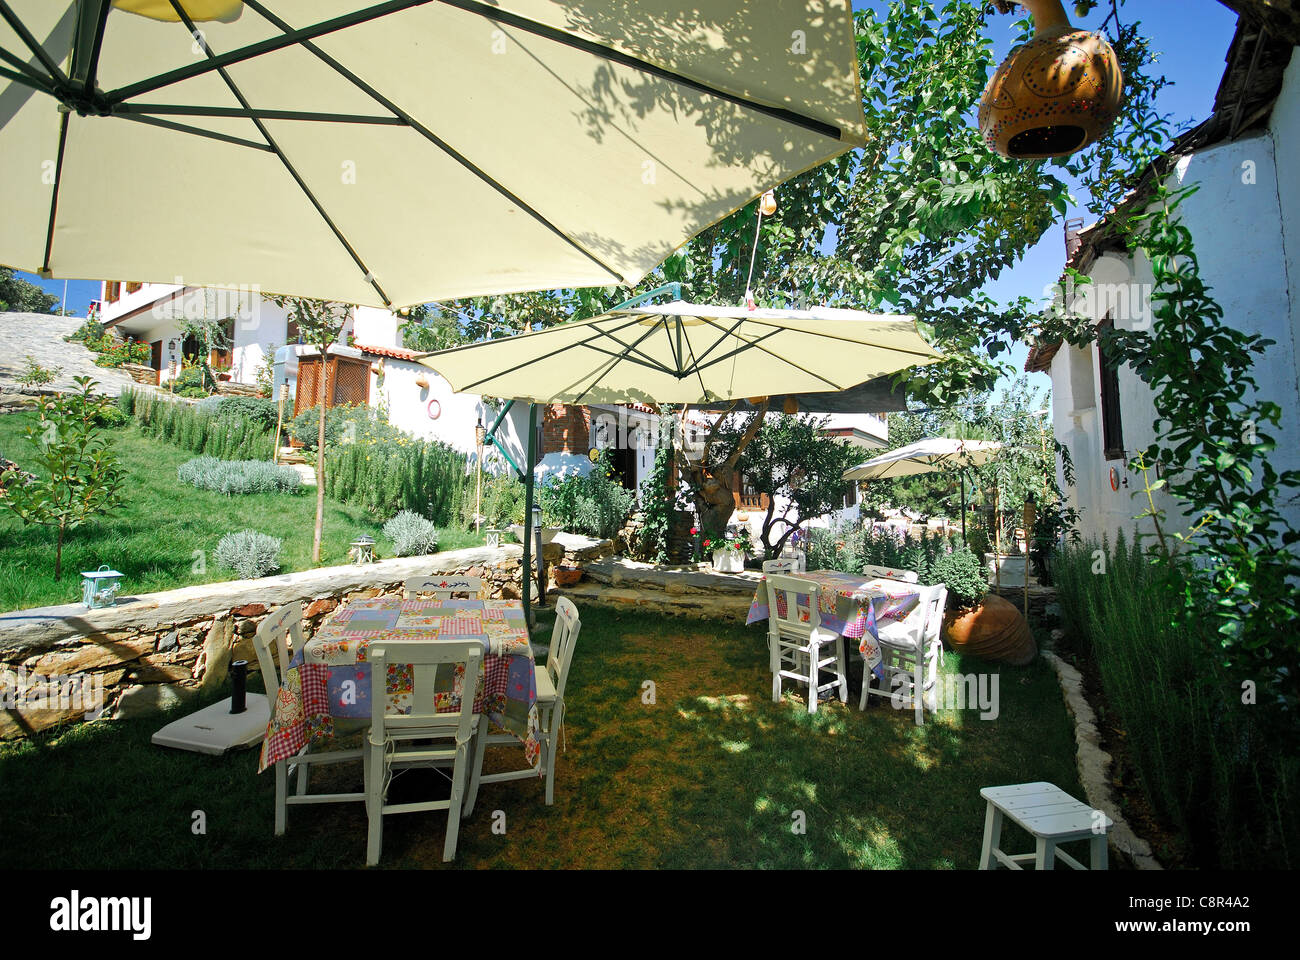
[416,300,943,405]
[0,0,866,308]
[843,436,1002,481]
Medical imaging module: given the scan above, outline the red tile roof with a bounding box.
[353,343,428,361]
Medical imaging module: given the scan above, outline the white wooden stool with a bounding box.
[979,782,1112,870]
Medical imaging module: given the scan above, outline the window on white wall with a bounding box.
[1098,316,1125,461]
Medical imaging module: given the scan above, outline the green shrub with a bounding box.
[178,456,302,495]
[120,388,275,461]
[291,403,398,451]
[16,355,61,389]
[468,471,525,529]
[965,524,992,558]
[383,510,439,556]
[323,431,469,525]
[215,529,283,579]
[1054,535,1299,868]
[212,396,279,431]
[930,547,987,610]
[92,338,150,368]
[66,319,105,344]
[90,404,127,428]
[538,454,635,539]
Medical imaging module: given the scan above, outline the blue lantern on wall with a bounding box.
[81,566,124,609]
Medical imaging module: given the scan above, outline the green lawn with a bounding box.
[0,412,483,611]
[0,607,1085,869]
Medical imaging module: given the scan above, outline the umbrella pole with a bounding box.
[522,403,537,631]
[960,472,967,547]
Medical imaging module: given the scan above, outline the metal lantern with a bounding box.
[531,505,543,531]
[81,565,123,609]
[978,0,1123,159]
[350,535,376,565]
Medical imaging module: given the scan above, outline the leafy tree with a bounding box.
[737,414,862,556]
[264,295,352,563]
[0,266,59,314]
[0,377,126,579]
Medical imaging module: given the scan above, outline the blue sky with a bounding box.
[13,0,1242,378]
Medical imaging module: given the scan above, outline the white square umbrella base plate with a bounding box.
[151,694,270,756]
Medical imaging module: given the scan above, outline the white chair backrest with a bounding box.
[762,558,798,574]
[368,641,482,747]
[919,584,948,645]
[404,576,483,600]
[547,597,582,701]
[765,574,822,639]
[861,564,919,583]
[252,601,303,695]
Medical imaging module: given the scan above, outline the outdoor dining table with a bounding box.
[259,597,540,774]
[746,570,923,680]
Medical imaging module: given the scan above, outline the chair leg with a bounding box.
[463,716,486,818]
[772,664,782,703]
[365,741,384,867]
[274,760,288,836]
[295,753,310,795]
[858,664,870,711]
[1090,833,1109,870]
[979,803,1001,869]
[1035,836,1056,870]
[543,704,560,806]
[914,656,924,726]
[836,637,848,704]
[443,744,468,862]
[806,646,818,714]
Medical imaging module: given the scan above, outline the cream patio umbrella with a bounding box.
[417,295,944,622]
[416,300,943,405]
[843,436,1002,544]
[0,0,866,308]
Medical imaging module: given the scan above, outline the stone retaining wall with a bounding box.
[0,543,561,740]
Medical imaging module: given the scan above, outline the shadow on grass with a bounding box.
[0,607,1082,870]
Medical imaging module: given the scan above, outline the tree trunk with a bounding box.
[55,521,65,581]
[312,352,327,563]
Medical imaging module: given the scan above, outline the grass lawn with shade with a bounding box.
[0,607,1083,869]
[0,412,483,611]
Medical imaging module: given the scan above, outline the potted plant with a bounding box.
[702,528,752,573]
[933,547,1035,666]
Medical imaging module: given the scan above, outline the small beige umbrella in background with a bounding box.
[843,437,1003,545]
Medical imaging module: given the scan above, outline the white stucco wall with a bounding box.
[1046,75,1300,545]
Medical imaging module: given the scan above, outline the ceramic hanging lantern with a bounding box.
[978,0,1123,159]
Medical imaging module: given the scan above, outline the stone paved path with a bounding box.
[0,311,140,396]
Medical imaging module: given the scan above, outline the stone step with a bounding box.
[575,557,761,595]
[549,581,753,622]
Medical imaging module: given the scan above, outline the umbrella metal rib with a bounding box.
[168,0,393,305]
[239,0,626,286]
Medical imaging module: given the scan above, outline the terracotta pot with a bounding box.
[554,566,583,587]
[943,593,1037,666]
[978,0,1123,158]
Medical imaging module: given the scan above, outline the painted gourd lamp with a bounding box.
[979,0,1123,159]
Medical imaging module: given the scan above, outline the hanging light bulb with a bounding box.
[758,190,778,217]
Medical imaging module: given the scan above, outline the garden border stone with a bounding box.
[1041,649,1163,870]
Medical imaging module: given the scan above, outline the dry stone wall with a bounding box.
[0,543,560,740]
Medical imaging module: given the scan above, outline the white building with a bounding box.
[1025,19,1300,544]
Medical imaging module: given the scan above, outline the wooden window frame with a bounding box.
[1098,316,1125,461]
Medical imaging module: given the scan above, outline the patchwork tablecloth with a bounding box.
[746,570,922,679]
[259,598,539,774]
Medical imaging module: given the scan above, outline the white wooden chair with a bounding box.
[365,640,483,864]
[404,575,484,601]
[765,574,847,713]
[464,597,581,811]
[762,558,799,574]
[251,601,365,836]
[861,564,919,583]
[860,583,948,725]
